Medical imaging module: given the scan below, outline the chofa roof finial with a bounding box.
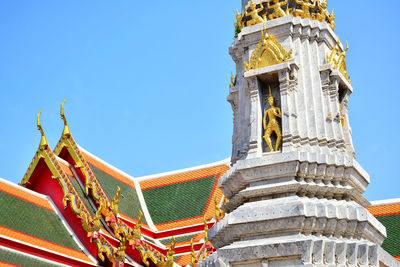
[61,100,71,139]
[37,111,48,151]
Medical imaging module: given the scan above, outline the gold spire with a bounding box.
[37,111,49,151]
[61,100,71,139]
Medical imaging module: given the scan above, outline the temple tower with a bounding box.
[200,1,399,266]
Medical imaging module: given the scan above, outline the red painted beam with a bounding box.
[155,222,215,239]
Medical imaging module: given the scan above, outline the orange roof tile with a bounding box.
[0,180,53,212]
[140,165,229,190]
[367,203,400,217]
[81,150,136,188]
[0,225,92,263]
[0,261,19,267]
[176,253,192,266]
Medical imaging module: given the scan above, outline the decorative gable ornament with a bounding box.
[244,30,292,71]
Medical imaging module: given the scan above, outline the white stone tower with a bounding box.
[199,1,400,266]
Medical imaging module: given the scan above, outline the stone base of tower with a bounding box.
[197,153,400,267]
[198,237,400,267]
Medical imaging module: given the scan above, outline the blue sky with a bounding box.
[0,1,399,201]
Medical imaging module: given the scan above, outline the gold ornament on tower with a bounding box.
[314,0,335,30]
[234,10,244,38]
[244,0,266,26]
[292,0,316,19]
[327,41,350,82]
[267,0,290,20]
[244,30,292,71]
[263,87,282,152]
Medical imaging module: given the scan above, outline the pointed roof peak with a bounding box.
[61,100,71,139]
[37,111,48,151]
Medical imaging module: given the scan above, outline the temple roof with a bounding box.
[0,177,96,266]
[367,199,400,262]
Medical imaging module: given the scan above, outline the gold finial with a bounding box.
[37,111,48,151]
[61,100,71,139]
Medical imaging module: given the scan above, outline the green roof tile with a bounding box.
[90,165,145,223]
[377,214,400,257]
[159,234,196,245]
[142,176,216,224]
[0,247,59,267]
[0,191,81,251]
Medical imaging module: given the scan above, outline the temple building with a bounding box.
[0,0,399,266]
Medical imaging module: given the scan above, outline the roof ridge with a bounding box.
[136,158,231,181]
[77,145,137,182]
[370,198,400,206]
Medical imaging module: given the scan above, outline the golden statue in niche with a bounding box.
[293,0,316,19]
[263,87,282,152]
[267,0,289,20]
[244,0,265,26]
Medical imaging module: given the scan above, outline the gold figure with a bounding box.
[293,0,316,19]
[335,41,348,71]
[230,72,237,88]
[263,87,282,152]
[234,10,244,38]
[60,100,71,139]
[328,9,335,30]
[244,0,265,26]
[267,0,289,20]
[327,40,340,65]
[314,1,335,30]
[37,111,48,151]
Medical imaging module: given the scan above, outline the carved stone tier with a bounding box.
[220,152,371,213]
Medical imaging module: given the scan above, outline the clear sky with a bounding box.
[0,1,399,201]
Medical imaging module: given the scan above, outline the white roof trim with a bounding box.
[370,198,400,206]
[47,196,98,265]
[77,145,137,181]
[133,178,160,234]
[0,177,49,200]
[136,158,231,182]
